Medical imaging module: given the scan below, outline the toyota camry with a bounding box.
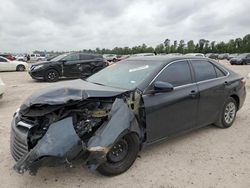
[10,56,246,176]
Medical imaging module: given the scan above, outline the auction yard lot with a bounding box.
[0,60,250,188]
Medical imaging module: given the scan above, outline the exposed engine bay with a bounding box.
[22,98,113,149]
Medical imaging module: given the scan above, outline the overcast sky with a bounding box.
[0,0,249,53]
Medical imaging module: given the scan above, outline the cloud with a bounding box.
[0,0,249,53]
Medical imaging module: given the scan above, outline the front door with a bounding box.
[62,53,81,77]
[143,60,199,142]
[0,57,10,71]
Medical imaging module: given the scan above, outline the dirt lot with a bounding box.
[0,60,250,188]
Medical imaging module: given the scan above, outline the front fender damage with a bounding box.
[13,98,142,174]
[86,98,142,169]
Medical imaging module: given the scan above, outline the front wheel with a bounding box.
[214,97,237,128]
[97,133,139,176]
[44,69,59,82]
[16,65,25,71]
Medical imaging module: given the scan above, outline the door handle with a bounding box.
[189,90,198,98]
[224,81,230,86]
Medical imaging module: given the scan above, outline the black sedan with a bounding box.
[230,53,250,65]
[29,52,108,82]
[11,56,246,176]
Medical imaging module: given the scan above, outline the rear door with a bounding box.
[190,59,228,127]
[143,60,199,142]
[62,53,81,77]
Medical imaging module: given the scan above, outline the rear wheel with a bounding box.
[97,133,139,176]
[45,69,59,82]
[16,65,25,71]
[214,97,237,128]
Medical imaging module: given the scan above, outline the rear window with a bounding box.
[214,66,226,77]
[191,60,217,82]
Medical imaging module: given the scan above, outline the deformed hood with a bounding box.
[21,79,127,108]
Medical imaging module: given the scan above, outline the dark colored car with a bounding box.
[230,53,250,65]
[218,53,229,60]
[207,53,219,59]
[29,52,108,82]
[11,56,246,176]
[227,53,238,60]
[0,53,16,61]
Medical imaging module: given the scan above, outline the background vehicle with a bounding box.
[103,54,117,62]
[116,55,130,62]
[0,56,28,71]
[218,53,229,60]
[11,56,246,176]
[230,53,250,65]
[15,54,28,62]
[205,53,219,59]
[131,53,155,57]
[30,54,46,62]
[29,52,108,82]
[0,53,16,61]
[186,53,205,57]
[227,53,238,60]
[0,77,5,99]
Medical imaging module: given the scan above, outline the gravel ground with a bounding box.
[0,60,249,188]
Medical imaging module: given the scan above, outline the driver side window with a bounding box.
[155,60,192,87]
[63,54,80,61]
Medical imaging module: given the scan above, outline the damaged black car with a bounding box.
[29,52,108,82]
[11,56,246,176]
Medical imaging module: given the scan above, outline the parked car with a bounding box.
[206,53,218,59]
[0,53,16,61]
[131,53,155,57]
[218,53,229,60]
[227,53,238,60]
[0,77,5,99]
[116,55,130,62]
[230,53,250,65]
[11,56,246,176]
[0,56,28,71]
[103,54,117,62]
[29,52,108,82]
[29,54,46,62]
[15,54,27,62]
[186,53,205,57]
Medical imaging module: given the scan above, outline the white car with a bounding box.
[0,77,5,99]
[186,53,205,57]
[0,56,28,71]
[15,55,27,62]
[30,54,46,62]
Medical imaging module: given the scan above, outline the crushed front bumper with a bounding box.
[11,117,83,174]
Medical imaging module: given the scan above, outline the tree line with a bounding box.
[35,34,250,55]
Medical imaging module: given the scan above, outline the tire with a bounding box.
[97,133,139,176]
[44,69,59,82]
[16,64,25,71]
[214,97,237,128]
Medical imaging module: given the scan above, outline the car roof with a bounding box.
[127,55,209,65]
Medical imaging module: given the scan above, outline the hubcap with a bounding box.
[107,139,128,163]
[48,72,56,80]
[224,102,236,124]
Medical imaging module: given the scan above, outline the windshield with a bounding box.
[87,61,161,90]
[50,54,69,61]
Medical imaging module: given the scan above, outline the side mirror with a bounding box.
[150,81,174,94]
[60,59,67,64]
